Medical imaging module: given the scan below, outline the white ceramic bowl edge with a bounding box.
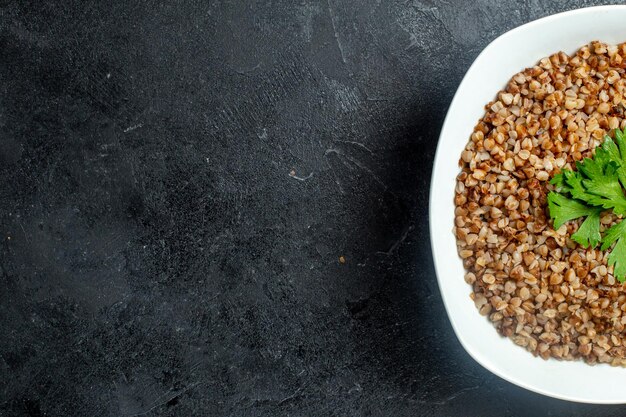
[430,5,626,404]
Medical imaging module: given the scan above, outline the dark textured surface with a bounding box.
[1,1,626,416]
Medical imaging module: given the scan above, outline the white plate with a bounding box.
[430,5,626,404]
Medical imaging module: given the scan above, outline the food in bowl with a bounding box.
[455,41,626,365]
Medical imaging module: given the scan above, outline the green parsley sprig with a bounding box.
[547,128,626,282]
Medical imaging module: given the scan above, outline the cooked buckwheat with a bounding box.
[455,41,626,365]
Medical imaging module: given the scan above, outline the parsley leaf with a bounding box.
[563,143,626,214]
[571,210,602,248]
[550,172,567,192]
[601,220,626,280]
[612,129,626,188]
[546,128,626,282]
[547,192,601,230]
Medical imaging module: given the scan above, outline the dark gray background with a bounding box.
[1,1,625,416]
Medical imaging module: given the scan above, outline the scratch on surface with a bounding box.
[278,386,305,405]
[324,152,345,194]
[325,147,392,193]
[434,385,480,405]
[327,0,347,64]
[289,172,314,181]
[17,220,29,242]
[128,382,201,417]
[333,140,373,153]
[332,148,389,191]
[123,123,143,133]
[277,378,312,406]
[325,149,352,170]
[405,33,420,51]
[235,62,261,76]
[365,96,389,102]
[377,225,414,256]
